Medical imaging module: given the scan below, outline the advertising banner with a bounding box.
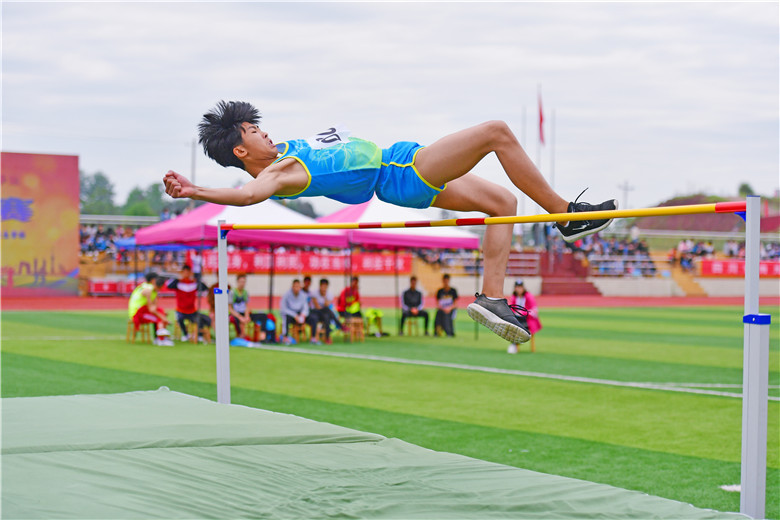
[194,250,412,274]
[1,152,80,296]
[700,258,780,277]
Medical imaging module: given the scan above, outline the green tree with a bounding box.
[122,186,154,216]
[80,171,118,214]
[143,184,165,215]
[123,201,155,216]
[738,183,755,198]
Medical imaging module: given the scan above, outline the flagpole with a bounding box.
[550,109,556,192]
[536,84,544,214]
[520,105,526,216]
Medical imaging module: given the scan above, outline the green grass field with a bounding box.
[2,304,778,518]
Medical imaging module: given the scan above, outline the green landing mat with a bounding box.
[2,388,748,519]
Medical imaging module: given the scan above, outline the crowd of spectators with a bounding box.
[579,233,657,277]
[80,224,125,257]
[722,239,780,260]
[669,239,716,272]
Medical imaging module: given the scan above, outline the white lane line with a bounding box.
[249,344,780,401]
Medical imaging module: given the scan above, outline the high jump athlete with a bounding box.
[164,101,617,343]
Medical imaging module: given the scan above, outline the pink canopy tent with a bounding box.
[317,196,481,250]
[135,201,347,248]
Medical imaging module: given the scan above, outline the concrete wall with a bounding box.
[589,277,685,297]
[695,278,779,297]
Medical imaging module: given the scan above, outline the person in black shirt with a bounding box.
[399,276,429,335]
[434,274,458,336]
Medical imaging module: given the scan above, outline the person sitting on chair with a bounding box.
[228,273,254,340]
[309,278,342,344]
[399,275,429,335]
[280,278,309,344]
[337,276,362,321]
[128,272,173,346]
[434,274,458,337]
[337,276,387,337]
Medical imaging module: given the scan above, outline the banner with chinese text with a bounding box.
[193,250,412,274]
[700,259,780,277]
[1,152,80,295]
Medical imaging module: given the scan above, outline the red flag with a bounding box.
[538,91,545,145]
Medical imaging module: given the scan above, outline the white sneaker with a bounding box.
[507,344,518,354]
[154,338,175,347]
[180,334,189,342]
[156,328,171,337]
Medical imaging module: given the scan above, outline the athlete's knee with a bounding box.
[480,120,517,149]
[487,187,517,217]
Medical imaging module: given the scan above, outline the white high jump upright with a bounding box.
[740,196,770,519]
[215,220,231,404]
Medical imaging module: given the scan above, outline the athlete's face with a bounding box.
[234,122,277,161]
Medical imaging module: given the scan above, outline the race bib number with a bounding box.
[306,124,352,149]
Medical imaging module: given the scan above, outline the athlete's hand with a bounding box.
[163,170,196,199]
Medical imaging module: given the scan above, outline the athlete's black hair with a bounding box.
[198,100,261,170]
[144,272,158,282]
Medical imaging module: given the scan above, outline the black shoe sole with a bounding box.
[560,217,614,243]
[560,200,619,243]
[467,303,531,343]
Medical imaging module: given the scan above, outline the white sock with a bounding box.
[486,296,503,300]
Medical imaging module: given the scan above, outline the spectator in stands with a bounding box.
[309,278,342,344]
[166,264,211,343]
[280,278,309,344]
[434,274,458,336]
[507,280,541,354]
[190,250,203,283]
[724,239,739,258]
[399,276,429,335]
[128,272,173,346]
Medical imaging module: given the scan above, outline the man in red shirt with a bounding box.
[166,264,211,342]
[336,276,361,319]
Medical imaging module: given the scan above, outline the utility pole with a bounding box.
[618,181,635,209]
[191,138,197,185]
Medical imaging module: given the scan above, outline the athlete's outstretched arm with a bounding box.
[163,170,280,207]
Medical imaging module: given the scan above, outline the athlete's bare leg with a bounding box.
[432,175,514,298]
[414,120,568,214]
[417,120,567,298]
[418,120,615,343]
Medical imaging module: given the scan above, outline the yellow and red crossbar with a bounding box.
[221,201,746,231]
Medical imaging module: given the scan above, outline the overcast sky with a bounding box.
[2,1,778,217]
